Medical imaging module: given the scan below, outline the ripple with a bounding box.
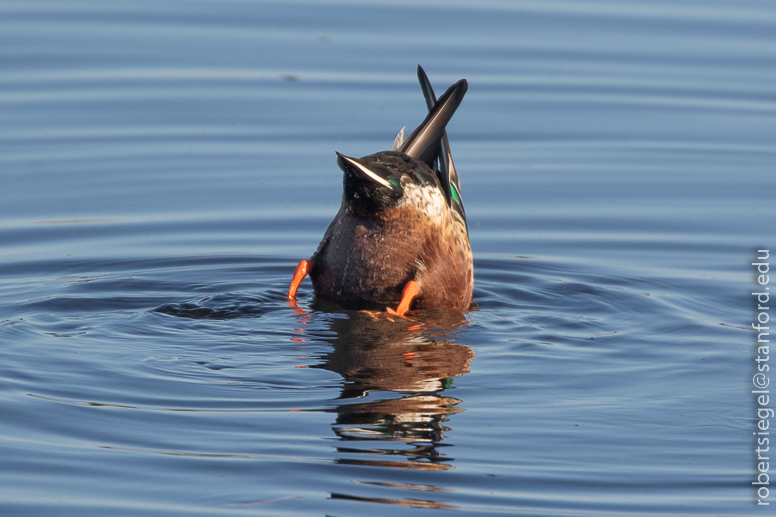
[0,0,770,514]
[154,292,281,319]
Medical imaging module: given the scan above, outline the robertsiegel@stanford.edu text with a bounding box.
[753,249,771,506]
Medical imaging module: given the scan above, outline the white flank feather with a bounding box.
[391,126,406,151]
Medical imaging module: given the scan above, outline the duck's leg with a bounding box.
[386,280,419,317]
[288,259,313,301]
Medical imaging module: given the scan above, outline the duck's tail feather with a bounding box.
[414,65,467,227]
[400,76,467,173]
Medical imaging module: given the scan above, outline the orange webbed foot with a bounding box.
[288,259,313,305]
[386,280,419,319]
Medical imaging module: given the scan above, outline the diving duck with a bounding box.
[287,66,473,316]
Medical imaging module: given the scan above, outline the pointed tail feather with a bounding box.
[416,65,449,194]
[400,78,467,169]
[415,65,467,226]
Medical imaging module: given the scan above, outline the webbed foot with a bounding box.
[287,259,313,306]
[386,280,419,318]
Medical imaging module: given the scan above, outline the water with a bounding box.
[1,1,774,515]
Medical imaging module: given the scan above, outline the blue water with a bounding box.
[1,1,774,515]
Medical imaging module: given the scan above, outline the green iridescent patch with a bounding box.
[451,183,462,207]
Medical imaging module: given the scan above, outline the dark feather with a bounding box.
[400,78,467,170]
[415,65,467,228]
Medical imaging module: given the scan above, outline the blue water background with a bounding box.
[1,1,775,515]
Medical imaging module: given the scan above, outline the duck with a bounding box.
[287,65,472,316]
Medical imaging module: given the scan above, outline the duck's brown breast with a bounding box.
[311,206,472,311]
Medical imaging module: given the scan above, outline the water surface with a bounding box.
[1,1,774,515]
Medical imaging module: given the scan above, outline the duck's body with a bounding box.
[309,151,472,311]
[288,66,472,315]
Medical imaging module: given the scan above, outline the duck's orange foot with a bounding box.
[386,280,419,319]
[288,259,313,306]
[360,309,414,323]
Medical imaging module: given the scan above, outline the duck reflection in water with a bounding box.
[297,304,474,508]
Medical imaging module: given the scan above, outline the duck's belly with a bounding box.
[311,215,423,309]
[310,206,473,311]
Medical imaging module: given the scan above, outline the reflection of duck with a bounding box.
[301,309,474,508]
[319,311,474,398]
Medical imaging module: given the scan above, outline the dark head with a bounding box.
[336,150,441,218]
